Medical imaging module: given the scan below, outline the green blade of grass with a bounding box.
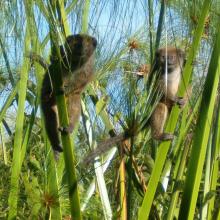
[166,142,191,219]
[0,123,7,164]
[207,99,220,219]
[81,0,90,33]
[155,0,165,50]
[82,101,113,219]
[138,0,211,219]
[0,84,18,123]
[87,85,129,219]
[201,137,212,219]
[166,97,200,219]
[179,22,220,220]
[25,1,62,218]
[7,29,31,220]
[47,1,82,218]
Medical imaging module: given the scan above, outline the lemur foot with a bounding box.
[155,133,174,141]
[176,97,186,108]
[58,124,74,135]
[53,150,61,161]
[53,144,63,152]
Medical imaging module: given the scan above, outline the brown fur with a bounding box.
[150,47,185,140]
[41,34,97,152]
[82,47,187,165]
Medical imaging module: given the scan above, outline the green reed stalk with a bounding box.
[138,0,211,219]
[179,21,220,220]
[7,29,30,220]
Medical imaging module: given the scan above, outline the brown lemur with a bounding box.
[41,34,97,153]
[150,46,186,140]
[83,46,188,165]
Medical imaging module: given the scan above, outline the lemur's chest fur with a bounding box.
[63,55,94,95]
[160,67,181,99]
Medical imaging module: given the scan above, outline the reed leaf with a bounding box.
[0,123,7,165]
[207,98,220,219]
[0,84,18,123]
[82,101,112,219]
[81,0,90,34]
[179,20,220,220]
[8,29,31,220]
[47,1,82,218]
[1,1,220,218]
[26,1,62,218]
[138,0,211,219]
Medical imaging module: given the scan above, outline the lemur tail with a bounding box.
[83,133,126,166]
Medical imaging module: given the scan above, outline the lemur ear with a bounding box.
[64,35,75,50]
[177,49,186,66]
[177,49,185,58]
[155,49,160,58]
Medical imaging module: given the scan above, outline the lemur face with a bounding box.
[60,34,97,71]
[155,47,185,73]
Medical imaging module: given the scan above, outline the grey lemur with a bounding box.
[41,34,97,153]
[150,46,186,140]
[83,46,187,165]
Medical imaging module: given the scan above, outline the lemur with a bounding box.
[150,47,186,140]
[41,34,97,153]
[83,47,188,165]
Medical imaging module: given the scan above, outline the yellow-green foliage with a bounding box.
[0,0,219,219]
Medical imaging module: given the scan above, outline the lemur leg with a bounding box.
[59,93,81,134]
[41,97,63,152]
[151,102,174,141]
